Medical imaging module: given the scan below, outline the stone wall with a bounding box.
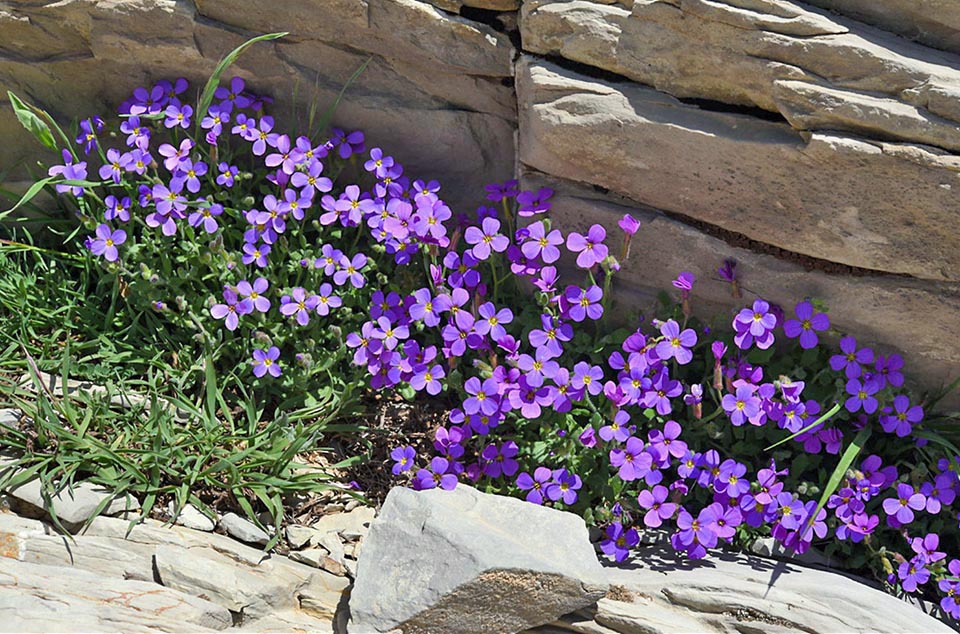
[2,0,958,396]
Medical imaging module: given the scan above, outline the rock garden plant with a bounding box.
[3,32,960,623]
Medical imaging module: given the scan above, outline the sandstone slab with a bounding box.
[521,0,960,143]
[516,56,960,281]
[0,556,232,632]
[349,485,607,634]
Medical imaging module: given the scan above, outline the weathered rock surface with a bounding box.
[520,168,960,397]
[219,512,270,546]
[0,557,233,633]
[516,56,960,282]
[802,0,960,55]
[526,546,953,634]
[0,0,516,214]
[521,0,960,149]
[0,510,348,631]
[8,478,139,528]
[349,485,607,634]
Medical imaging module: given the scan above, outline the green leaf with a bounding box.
[312,56,372,138]
[765,402,842,451]
[195,32,288,134]
[1,177,56,219]
[804,427,871,536]
[7,92,56,150]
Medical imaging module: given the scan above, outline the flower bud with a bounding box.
[253,331,272,346]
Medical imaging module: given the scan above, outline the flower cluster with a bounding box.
[30,65,960,621]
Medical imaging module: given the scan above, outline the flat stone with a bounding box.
[0,556,232,632]
[219,512,270,546]
[289,548,346,577]
[169,502,216,532]
[592,545,953,633]
[7,478,138,527]
[0,409,19,432]
[285,524,318,549]
[349,485,607,634]
[312,506,376,540]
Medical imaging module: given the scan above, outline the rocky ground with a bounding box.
[0,477,953,633]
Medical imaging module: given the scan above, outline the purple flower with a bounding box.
[315,283,342,316]
[638,485,677,528]
[618,214,640,236]
[98,148,132,183]
[475,302,513,341]
[610,437,653,482]
[481,441,519,479]
[571,362,603,396]
[672,271,695,292]
[242,242,271,268]
[371,316,410,350]
[566,224,608,269]
[882,483,926,525]
[104,195,131,223]
[564,285,603,322]
[47,151,88,196]
[411,364,445,396]
[464,217,509,260]
[600,523,639,562]
[544,469,581,505]
[675,507,719,559]
[715,459,749,497]
[210,288,252,331]
[939,560,960,618]
[76,117,102,154]
[921,473,956,514]
[291,159,333,198]
[516,187,553,216]
[280,288,320,326]
[164,103,192,129]
[484,179,519,202]
[898,557,930,593]
[722,385,762,426]
[236,278,271,313]
[251,346,281,378]
[578,427,597,448]
[733,299,776,350]
[333,253,367,288]
[521,220,564,263]
[829,336,874,379]
[391,446,416,475]
[331,128,365,159]
[414,457,458,491]
[171,159,208,194]
[120,116,150,149]
[783,301,830,349]
[591,409,630,442]
[875,354,905,388]
[517,467,553,504]
[463,376,501,417]
[844,378,880,414]
[655,319,697,365]
[879,395,923,437]
[648,420,687,462]
[87,224,126,262]
[188,202,223,234]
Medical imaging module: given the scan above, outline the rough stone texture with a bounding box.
[349,485,607,634]
[169,502,216,532]
[0,511,347,631]
[516,56,960,282]
[520,168,960,400]
[0,0,516,214]
[802,0,960,55]
[521,0,960,148]
[0,557,232,632]
[526,546,953,634]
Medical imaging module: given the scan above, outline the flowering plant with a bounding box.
[6,32,960,622]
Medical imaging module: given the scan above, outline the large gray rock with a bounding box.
[349,485,608,634]
[516,56,960,282]
[527,545,952,633]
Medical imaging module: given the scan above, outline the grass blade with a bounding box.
[195,32,288,136]
[7,91,56,151]
[803,427,871,538]
[765,402,842,451]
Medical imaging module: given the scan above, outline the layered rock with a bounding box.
[0,0,517,212]
[516,56,960,282]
